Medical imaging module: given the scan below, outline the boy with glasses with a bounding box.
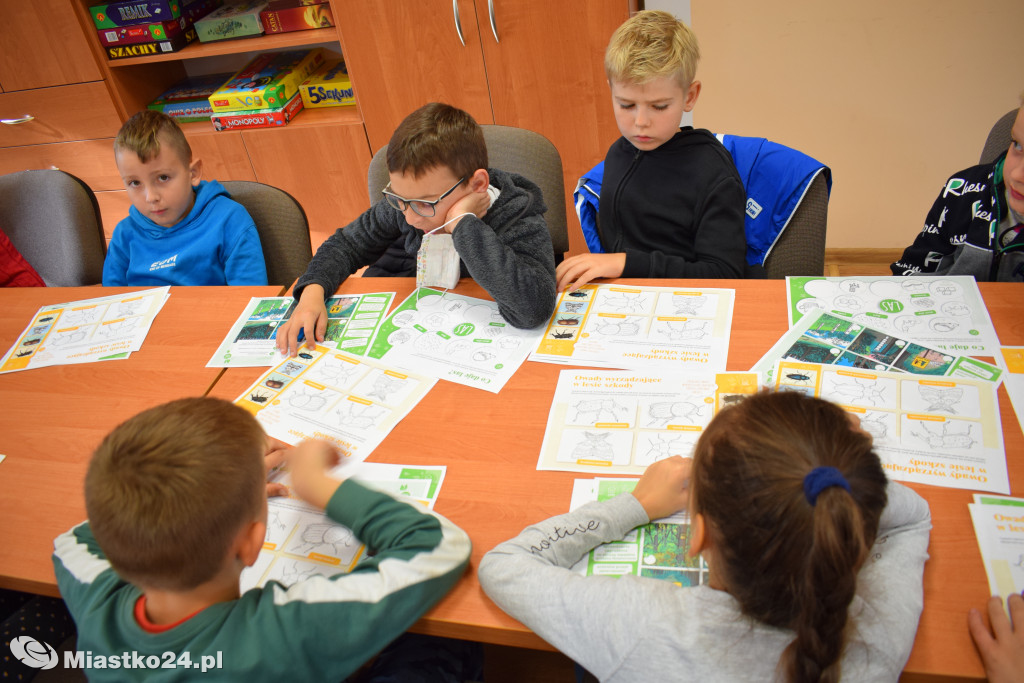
[278,102,557,355]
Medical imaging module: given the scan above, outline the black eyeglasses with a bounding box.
[381,177,465,217]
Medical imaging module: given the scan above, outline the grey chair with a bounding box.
[980,108,1017,165]
[0,169,106,286]
[763,173,830,278]
[221,180,312,287]
[367,124,569,262]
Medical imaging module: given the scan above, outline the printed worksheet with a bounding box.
[366,288,544,393]
[752,309,1003,387]
[999,347,1024,433]
[787,276,1000,356]
[235,346,436,464]
[774,359,1008,493]
[969,494,1024,602]
[568,478,708,586]
[207,293,395,367]
[241,463,446,591]
[537,370,759,475]
[0,287,169,373]
[529,284,735,371]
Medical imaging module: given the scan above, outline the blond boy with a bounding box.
[103,111,267,285]
[53,398,470,681]
[556,10,747,291]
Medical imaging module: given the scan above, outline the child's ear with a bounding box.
[468,168,489,192]
[238,519,266,567]
[687,512,711,558]
[189,157,203,187]
[682,80,701,113]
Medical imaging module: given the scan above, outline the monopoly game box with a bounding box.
[211,92,303,130]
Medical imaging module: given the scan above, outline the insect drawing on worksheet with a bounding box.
[572,432,616,463]
[335,401,386,430]
[276,561,320,585]
[917,385,964,414]
[599,291,648,313]
[642,433,689,464]
[909,421,977,450]
[590,317,642,337]
[654,319,709,342]
[562,301,586,314]
[365,373,407,402]
[669,294,707,317]
[287,386,331,412]
[550,328,575,340]
[824,376,889,407]
[855,411,894,444]
[249,389,273,404]
[292,523,356,556]
[50,329,88,346]
[645,400,707,428]
[571,398,629,425]
[307,356,360,387]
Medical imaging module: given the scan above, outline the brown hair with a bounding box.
[85,398,266,591]
[690,391,888,683]
[605,10,700,88]
[386,102,487,184]
[114,110,192,165]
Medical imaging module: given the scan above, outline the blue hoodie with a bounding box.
[102,179,268,286]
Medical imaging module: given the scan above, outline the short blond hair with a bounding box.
[85,398,266,591]
[605,10,700,88]
[114,110,192,165]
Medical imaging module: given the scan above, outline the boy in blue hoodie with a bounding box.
[102,111,268,286]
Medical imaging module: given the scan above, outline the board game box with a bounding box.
[105,26,196,59]
[211,91,303,130]
[90,0,182,29]
[96,15,187,47]
[208,48,325,112]
[299,59,354,108]
[194,0,268,42]
[182,0,221,23]
[260,0,333,34]
[148,72,233,122]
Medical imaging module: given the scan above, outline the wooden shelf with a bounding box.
[106,27,337,67]
[178,102,362,136]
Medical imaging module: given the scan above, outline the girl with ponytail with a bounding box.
[480,391,931,682]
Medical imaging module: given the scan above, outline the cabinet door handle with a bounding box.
[452,0,465,46]
[1,115,35,125]
[487,0,499,43]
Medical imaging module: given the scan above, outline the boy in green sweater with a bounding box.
[52,397,471,681]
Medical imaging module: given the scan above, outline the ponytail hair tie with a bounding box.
[803,466,851,506]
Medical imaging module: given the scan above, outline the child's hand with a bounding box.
[555,253,626,291]
[287,440,343,510]
[276,285,328,357]
[444,189,490,232]
[632,455,692,521]
[969,592,1024,683]
[264,436,291,498]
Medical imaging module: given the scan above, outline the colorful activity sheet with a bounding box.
[773,359,1008,493]
[969,494,1024,602]
[787,276,1000,357]
[366,288,544,393]
[241,463,446,591]
[568,478,708,586]
[999,347,1024,433]
[537,370,759,475]
[235,345,436,464]
[530,284,735,371]
[0,287,169,373]
[207,293,394,367]
[752,309,1003,387]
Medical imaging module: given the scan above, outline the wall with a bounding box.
[689,0,1024,249]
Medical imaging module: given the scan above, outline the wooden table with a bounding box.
[210,278,1023,681]
[0,285,281,596]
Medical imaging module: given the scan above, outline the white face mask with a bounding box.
[415,214,472,290]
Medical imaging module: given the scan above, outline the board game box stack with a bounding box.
[207,48,326,130]
[90,0,221,59]
[260,0,334,34]
[194,0,269,42]
[148,72,233,122]
[299,58,354,108]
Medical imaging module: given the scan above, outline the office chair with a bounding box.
[0,169,106,286]
[221,180,312,287]
[980,108,1017,165]
[366,125,569,263]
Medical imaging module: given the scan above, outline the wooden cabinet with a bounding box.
[0,0,102,92]
[337,0,633,256]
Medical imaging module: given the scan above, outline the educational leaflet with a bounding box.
[568,478,709,586]
[240,463,446,591]
[751,309,1003,387]
[207,293,394,367]
[786,276,1000,357]
[234,345,436,464]
[0,287,170,373]
[366,288,544,393]
[537,370,759,475]
[529,284,735,371]
[998,347,1024,433]
[773,359,1009,494]
[969,494,1024,602]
